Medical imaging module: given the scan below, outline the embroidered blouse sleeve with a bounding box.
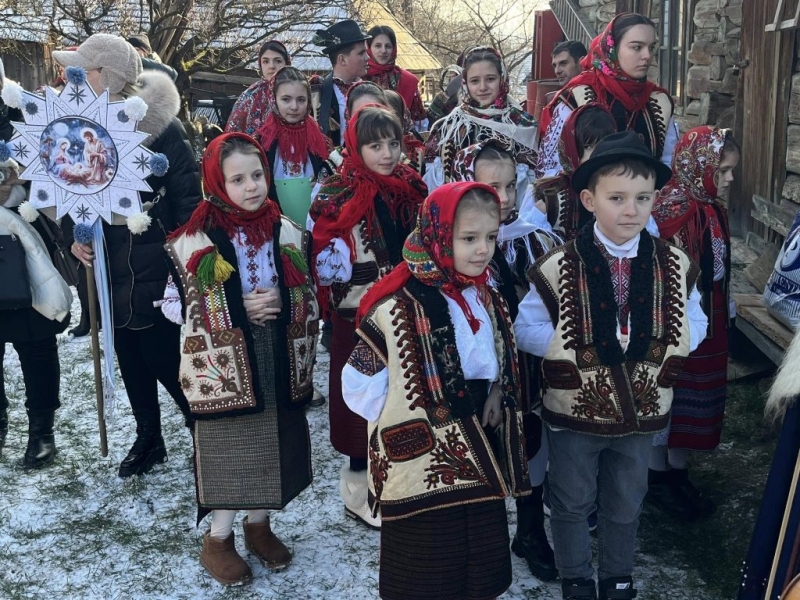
[536,103,573,179]
[514,283,555,357]
[342,340,389,422]
[315,237,354,286]
[160,275,184,325]
[687,284,709,352]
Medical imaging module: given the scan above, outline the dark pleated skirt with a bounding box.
[379,499,512,600]
[194,321,312,510]
[328,312,368,458]
[669,281,729,450]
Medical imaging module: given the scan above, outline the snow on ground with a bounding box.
[0,294,721,599]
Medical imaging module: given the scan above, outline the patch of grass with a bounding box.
[638,378,778,599]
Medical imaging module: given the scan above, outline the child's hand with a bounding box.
[481,384,503,428]
[243,288,282,325]
[71,241,94,267]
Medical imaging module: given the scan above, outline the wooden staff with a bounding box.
[765,444,800,599]
[85,263,108,457]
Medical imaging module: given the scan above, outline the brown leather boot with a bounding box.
[200,532,252,586]
[243,515,292,570]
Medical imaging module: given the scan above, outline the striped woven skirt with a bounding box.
[379,500,512,600]
[668,281,728,451]
[194,321,313,510]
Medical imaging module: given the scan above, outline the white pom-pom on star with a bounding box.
[127,211,152,234]
[1,81,24,109]
[18,201,40,223]
[123,96,148,122]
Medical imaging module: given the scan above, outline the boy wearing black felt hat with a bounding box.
[312,19,372,147]
[515,131,708,600]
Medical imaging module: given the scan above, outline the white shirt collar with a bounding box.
[593,223,640,259]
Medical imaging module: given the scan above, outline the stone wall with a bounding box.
[684,0,742,128]
[782,43,800,208]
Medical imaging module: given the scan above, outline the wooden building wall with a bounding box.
[1,42,55,91]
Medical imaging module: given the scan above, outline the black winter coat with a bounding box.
[66,118,202,329]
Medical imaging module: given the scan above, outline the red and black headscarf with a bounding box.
[172,132,281,250]
[310,104,428,263]
[540,13,668,133]
[255,66,330,165]
[357,181,500,333]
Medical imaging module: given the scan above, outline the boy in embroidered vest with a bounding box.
[515,131,708,600]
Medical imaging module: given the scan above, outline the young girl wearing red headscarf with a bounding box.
[309,105,427,530]
[425,46,538,191]
[537,13,678,179]
[342,181,529,600]
[226,40,291,135]
[649,126,740,520]
[364,26,427,127]
[162,133,318,587]
[254,66,330,226]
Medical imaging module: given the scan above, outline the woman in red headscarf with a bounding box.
[309,105,427,530]
[163,132,318,587]
[343,181,529,600]
[225,40,291,136]
[650,126,740,520]
[537,13,678,179]
[364,26,427,126]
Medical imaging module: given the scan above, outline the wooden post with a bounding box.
[85,264,108,457]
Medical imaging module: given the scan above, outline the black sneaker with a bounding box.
[598,576,637,599]
[562,578,597,600]
[671,468,716,518]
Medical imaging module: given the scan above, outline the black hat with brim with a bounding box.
[571,130,673,194]
[314,20,372,55]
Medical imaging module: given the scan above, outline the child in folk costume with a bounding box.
[226,40,291,135]
[452,141,561,582]
[425,46,538,191]
[254,66,330,227]
[317,82,390,181]
[534,103,617,240]
[343,181,530,600]
[649,126,740,519]
[385,89,426,175]
[364,25,427,128]
[515,132,708,600]
[309,105,427,528]
[537,13,678,179]
[162,133,317,586]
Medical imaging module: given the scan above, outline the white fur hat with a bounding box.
[52,34,142,95]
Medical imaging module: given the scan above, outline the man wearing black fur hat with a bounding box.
[312,20,371,147]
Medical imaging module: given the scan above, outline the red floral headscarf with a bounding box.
[653,126,732,241]
[357,181,500,333]
[172,132,281,250]
[255,66,330,165]
[540,13,667,133]
[310,104,428,263]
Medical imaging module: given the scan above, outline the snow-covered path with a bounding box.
[0,295,719,599]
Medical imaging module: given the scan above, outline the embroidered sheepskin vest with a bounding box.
[528,231,699,436]
[571,84,674,161]
[330,213,397,320]
[356,280,530,521]
[166,217,319,418]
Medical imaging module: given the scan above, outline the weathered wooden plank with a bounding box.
[734,293,794,365]
[752,194,797,237]
[746,231,781,257]
[736,317,786,365]
[743,245,780,292]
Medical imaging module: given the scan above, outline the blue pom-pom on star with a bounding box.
[0,141,9,162]
[73,223,94,244]
[65,66,87,85]
[149,153,169,177]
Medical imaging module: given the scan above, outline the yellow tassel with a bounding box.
[213,252,235,282]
